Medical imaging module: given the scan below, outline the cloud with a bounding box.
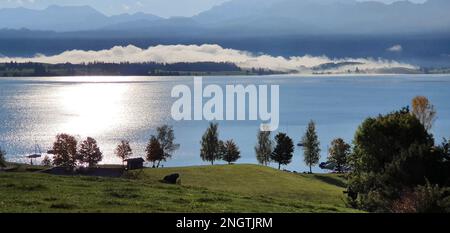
[122,4,130,11]
[387,44,403,52]
[0,44,417,73]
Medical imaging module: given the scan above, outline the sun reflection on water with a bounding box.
[56,83,129,137]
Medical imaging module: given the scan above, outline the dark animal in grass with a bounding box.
[162,173,180,184]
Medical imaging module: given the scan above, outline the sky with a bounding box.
[0,0,428,17]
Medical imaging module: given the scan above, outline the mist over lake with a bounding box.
[2,35,450,67]
[0,75,448,172]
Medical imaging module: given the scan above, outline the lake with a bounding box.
[0,75,449,172]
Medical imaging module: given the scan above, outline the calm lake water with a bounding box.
[0,75,449,172]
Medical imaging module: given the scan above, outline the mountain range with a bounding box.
[0,5,162,32]
[0,0,449,35]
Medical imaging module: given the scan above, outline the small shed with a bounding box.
[124,158,145,170]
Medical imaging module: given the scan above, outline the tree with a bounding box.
[222,140,241,164]
[78,137,103,168]
[217,140,226,160]
[411,96,436,131]
[115,140,133,166]
[52,133,78,169]
[347,107,445,212]
[41,155,52,167]
[155,125,180,167]
[0,147,6,168]
[200,122,220,165]
[271,133,294,170]
[301,121,321,173]
[255,130,273,166]
[146,136,164,167]
[327,138,351,173]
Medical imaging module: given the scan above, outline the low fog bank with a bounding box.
[0,44,418,74]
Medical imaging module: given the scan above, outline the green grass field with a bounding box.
[0,164,359,213]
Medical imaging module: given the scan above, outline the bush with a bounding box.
[391,182,449,213]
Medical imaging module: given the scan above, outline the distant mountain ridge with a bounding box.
[0,0,449,34]
[193,0,450,34]
[0,5,162,31]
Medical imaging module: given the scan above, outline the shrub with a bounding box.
[391,182,449,213]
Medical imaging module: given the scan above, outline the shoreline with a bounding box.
[1,73,450,79]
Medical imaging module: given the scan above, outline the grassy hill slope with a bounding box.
[0,164,358,213]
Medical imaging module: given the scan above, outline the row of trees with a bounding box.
[200,123,241,165]
[42,125,180,170]
[252,95,439,176]
[45,120,350,174]
[253,121,322,172]
[49,134,103,169]
[199,121,326,173]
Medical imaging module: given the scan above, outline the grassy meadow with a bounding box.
[0,164,358,213]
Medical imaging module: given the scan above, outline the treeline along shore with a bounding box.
[0,62,282,77]
[2,61,450,77]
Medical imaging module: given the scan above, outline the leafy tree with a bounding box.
[255,130,273,166]
[0,147,6,168]
[146,136,164,167]
[271,133,294,170]
[200,122,221,165]
[115,140,133,166]
[301,121,321,173]
[155,125,180,167]
[347,107,446,212]
[411,96,436,131]
[52,133,78,169]
[78,137,103,168]
[222,140,241,164]
[327,138,351,173]
[41,155,52,167]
